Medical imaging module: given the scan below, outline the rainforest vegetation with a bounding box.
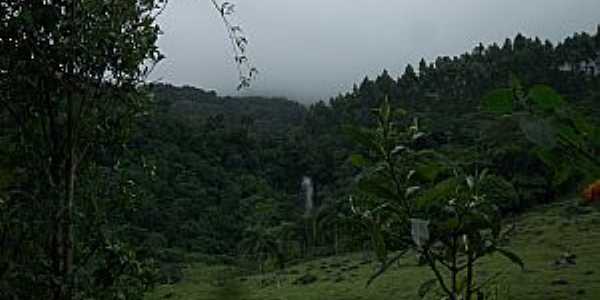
[1,1,600,300]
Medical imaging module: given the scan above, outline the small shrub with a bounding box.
[512,174,552,207]
[480,175,520,213]
[582,180,600,205]
[293,274,317,285]
[157,248,185,263]
[158,263,184,284]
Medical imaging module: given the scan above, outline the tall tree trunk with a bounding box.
[466,250,474,300]
[451,235,457,299]
[56,4,78,296]
[61,159,75,299]
[56,88,76,300]
[312,217,317,250]
[54,156,75,300]
[334,223,338,255]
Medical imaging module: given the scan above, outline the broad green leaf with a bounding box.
[415,177,459,209]
[445,217,460,231]
[570,111,594,135]
[358,180,397,201]
[483,88,513,115]
[342,125,377,150]
[519,117,557,149]
[415,162,446,182]
[418,278,437,298]
[534,148,562,172]
[535,148,574,187]
[412,132,425,140]
[455,276,467,293]
[496,247,524,270]
[590,127,600,149]
[552,162,573,187]
[410,218,430,247]
[393,108,408,117]
[555,123,583,146]
[19,9,34,25]
[528,85,565,111]
[349,154,369,167]
[466,175,475,189]
[405,186,421,198]
[391,145,407,156]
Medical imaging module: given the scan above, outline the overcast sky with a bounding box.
[150,0,600,103]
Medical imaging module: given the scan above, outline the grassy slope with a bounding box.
[148,198,600,300]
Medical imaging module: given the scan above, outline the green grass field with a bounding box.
[147,198,600,300]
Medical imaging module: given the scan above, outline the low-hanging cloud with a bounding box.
[150,0,600,103]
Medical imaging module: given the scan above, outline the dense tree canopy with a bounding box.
[1,1,165,299]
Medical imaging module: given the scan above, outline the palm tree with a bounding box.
[239,224,283,273]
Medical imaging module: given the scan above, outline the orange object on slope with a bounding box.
[582,180,600,204]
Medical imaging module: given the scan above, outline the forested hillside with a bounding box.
[118,85,314,279]
[92,28,600,288]
[118,28,600,282]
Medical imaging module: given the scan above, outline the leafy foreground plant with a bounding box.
[0,1,166,299]
[483,79,600,186]
[346,98,523,300]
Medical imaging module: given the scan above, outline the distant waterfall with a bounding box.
[301,176,314,215]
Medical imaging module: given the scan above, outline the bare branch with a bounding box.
[208,0,257,89]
